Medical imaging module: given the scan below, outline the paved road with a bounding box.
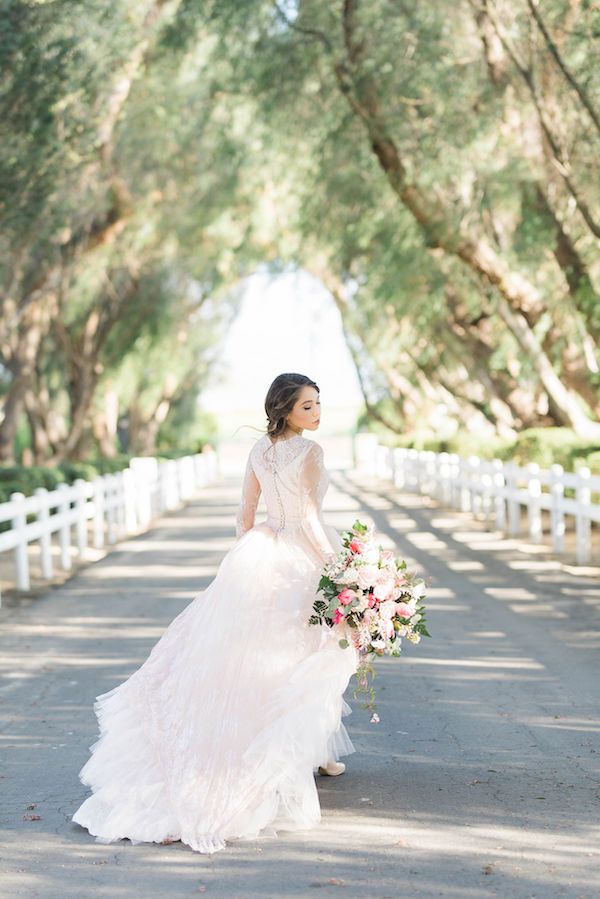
[1,468,599,899]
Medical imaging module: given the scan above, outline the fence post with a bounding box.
[106,475,117,544]
[492,459,506,531]
[114,471,126,535]
[375,446,390,480]
[468,456,481,514]
[425,451,437,497]
[353,433,379,474]
[176,458,186,501]
[458,457,469,511]
[164,460,179,511]
[130,458,157,528]
[415,451,426,493]
[438,452,450,505]
[406,449,417,491]
[57,483,72,570]
[122,468,137,534]
[480,461,493,520]
[12,492,30,591]
[393,448,406,489]
[449,454,460,508]
[196,454,204,489]
[550,464,565,554]
[93,476,105,549]
[526,463,542,542]
[504,462,520,535]
[74,479,88,555]
[34,487,53,580]
[387,448,396,485]
[575,467,592,564]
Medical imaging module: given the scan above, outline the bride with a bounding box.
[72,372,360,854]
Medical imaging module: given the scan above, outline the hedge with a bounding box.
[379,428,600,475]
[0,447,210,504]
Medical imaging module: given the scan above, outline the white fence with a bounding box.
[354,434,600,565]
[0,449,219,605]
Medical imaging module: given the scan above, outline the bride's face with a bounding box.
[287,387,321,432]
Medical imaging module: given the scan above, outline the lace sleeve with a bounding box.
[236,452,261,538]
[299,442,337,564]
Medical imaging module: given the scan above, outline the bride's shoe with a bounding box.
[318,759,346,776]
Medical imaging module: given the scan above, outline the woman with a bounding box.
[72,372,359,854]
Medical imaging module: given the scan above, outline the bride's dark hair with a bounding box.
[264,373,320,439]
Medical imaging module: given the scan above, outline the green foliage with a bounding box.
[496,429,600,471]
[2,0,600,462]
[58,461,106,483]
[385,427,600,472]
[0,464,65,500]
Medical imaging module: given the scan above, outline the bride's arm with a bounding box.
[299,442,338,564]
[236,453,261,538]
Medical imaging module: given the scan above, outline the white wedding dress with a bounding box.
[72,434,359,854]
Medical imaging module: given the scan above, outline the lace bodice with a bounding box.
[235,434,336,563]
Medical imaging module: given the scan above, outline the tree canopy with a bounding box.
[1,0,599,463]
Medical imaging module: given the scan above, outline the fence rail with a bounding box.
[0,450,219,605]
[354,434,600,564]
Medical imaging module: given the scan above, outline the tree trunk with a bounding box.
[0,299,51,463]
[481,1,600,239]
[331,0,600,438]
[128,374,180,455]
[0,374,26,464]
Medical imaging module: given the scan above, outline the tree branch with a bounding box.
[526,0,600,138]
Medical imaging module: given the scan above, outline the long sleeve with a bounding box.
[236,452,261,538]
[299,442,338,564]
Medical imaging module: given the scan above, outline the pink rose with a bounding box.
[349,538,365,554]
[333,608,345,625]
[367,593,377,609]
[379,599,396,618]
[396,600,416,619]
[337,588,355,606]
[380,617,394,639]
[356,564,380,590]
[373,572,395,601]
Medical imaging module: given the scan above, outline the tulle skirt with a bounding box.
[72,522,359,854]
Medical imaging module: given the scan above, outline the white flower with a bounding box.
[361,545,380,565]
[411,580,427,600]
[372,571,395,601]
[356,564,380,590]
[338,565,360,585]
[396,598,417,619]
[355,593,370,613]
[379,599,396,618]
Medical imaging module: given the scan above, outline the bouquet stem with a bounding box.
[352,652,377,719]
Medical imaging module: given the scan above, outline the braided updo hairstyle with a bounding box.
[264,373,320,440]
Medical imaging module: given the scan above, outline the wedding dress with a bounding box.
[72,433,359,854]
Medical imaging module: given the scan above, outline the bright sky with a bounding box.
[201,269,363,435]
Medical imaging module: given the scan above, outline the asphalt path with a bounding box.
[1,468,599,899]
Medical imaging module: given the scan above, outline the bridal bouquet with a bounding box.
[309,520,430,722]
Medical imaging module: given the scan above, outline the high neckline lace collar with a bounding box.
[266,433,304,446]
